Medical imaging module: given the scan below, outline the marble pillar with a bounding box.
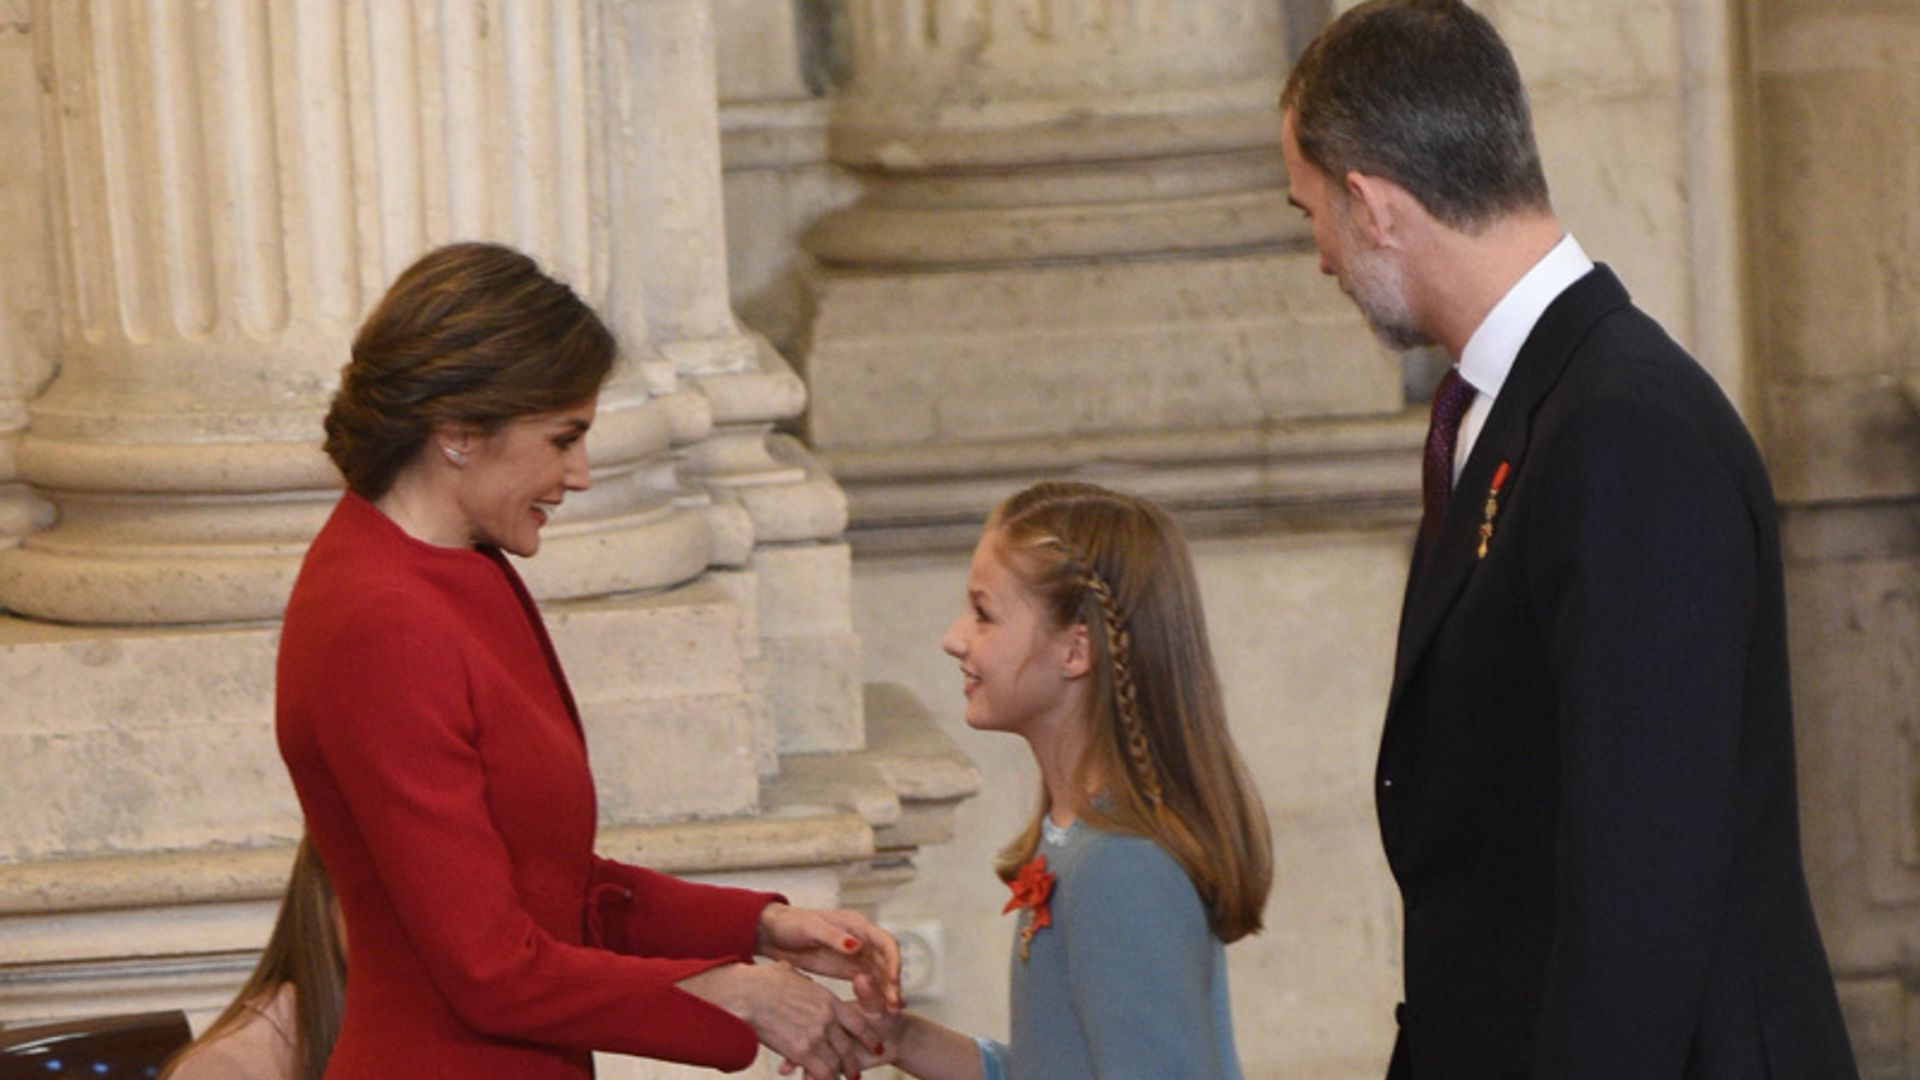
[713,0,857,354]
[800,0,1408,542]
[0,0,55,553]
[0,0,727,625]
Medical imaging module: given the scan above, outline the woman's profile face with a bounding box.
[454,396,597,557]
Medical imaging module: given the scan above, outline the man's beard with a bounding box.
[1335,212,1429,351]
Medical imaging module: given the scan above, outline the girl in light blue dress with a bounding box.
[864,481,1274,1080]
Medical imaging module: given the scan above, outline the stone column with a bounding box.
[616,0,866,760]
[605,0,757,377]
[0,1,975,1047]
[0,0,54,553]
[713,0,856,353]
[0,0,713,625]
[801,0,1405,539]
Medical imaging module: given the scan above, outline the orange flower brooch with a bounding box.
[1004,855,1056,962]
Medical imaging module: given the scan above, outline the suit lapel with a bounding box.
[1384,266,1632,718]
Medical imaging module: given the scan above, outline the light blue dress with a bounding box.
[976,818,1244,1080]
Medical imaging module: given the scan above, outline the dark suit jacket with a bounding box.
[1378,267,1858,1080]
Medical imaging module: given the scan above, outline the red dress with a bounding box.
[278,493,773,1078]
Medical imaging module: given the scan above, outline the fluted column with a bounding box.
[604,0,757,377]
[0,16,54,555]
[0,0,713,624]
[0,2,63,552]
[603,0,828,544]
[609,0,863,757]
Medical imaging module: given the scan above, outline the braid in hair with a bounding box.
[989,480,1273,940]
[1055,540,1164,808]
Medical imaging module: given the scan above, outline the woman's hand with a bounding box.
[678,961,884,1080]
[780,1005,905,1077]
[783,1008,987,1080]
[757,903,904,1014]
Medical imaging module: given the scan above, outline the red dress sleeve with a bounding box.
[586,856,783,960]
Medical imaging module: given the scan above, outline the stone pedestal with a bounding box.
[800,0,1406,542]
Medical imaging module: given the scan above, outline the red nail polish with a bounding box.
[843,937,860,950]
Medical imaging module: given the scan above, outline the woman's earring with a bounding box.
[442,445,468,467]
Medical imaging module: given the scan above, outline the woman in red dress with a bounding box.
[277,242,894,1079]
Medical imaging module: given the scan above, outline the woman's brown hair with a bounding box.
[324,242,615,498]
[989,482,1274,942]
[161,837,345,1080]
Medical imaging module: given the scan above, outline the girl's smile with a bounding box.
[941,531,1084,737]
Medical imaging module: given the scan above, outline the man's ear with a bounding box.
[1061,623,1094,680]
[1343,170,1404,248]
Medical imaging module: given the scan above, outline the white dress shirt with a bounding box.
[1450,234,1594,481]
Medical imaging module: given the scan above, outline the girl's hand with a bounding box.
[780,1003,904,1077]
[678,961,884,1080]
[784,1009,988,1080]
[757,903,904,1014]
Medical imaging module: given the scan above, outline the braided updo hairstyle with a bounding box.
[323,242,615,499]
[987,482,1274,942]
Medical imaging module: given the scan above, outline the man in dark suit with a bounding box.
[1279,2,1860,1077]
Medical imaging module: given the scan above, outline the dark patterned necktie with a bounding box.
[1419,367,1477,554]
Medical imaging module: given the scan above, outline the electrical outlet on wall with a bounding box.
[885,918,945,1001]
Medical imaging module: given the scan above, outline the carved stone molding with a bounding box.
[827,410,1423,551]
[831,0,1287,168]
[811,0,1293,269]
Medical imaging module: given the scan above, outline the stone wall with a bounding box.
[1756,3,1920,1076]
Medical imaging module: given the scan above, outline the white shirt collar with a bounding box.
[1455,233,1593,400]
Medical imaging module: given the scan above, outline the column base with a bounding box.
[0,385,713,624]
[824,411,1427,553]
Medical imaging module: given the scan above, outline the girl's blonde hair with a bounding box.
[989,482,1273,942]
[162,837,345,1080]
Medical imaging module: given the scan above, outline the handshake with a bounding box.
[678,902,908,1080]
